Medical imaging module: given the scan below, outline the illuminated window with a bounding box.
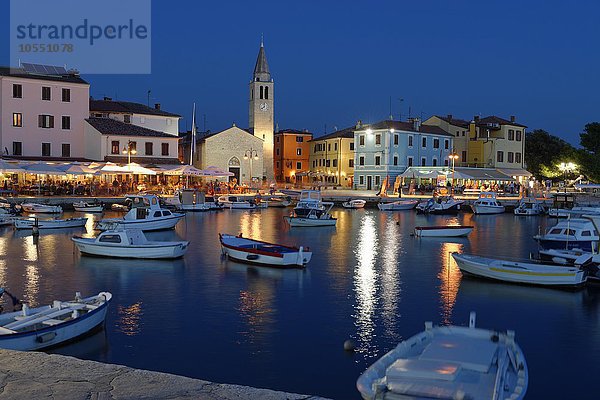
[12,113,22,127]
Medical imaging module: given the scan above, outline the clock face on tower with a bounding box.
[259,102,269,111]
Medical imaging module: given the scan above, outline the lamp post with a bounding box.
[448,151,459,196]
[122,140,137,166]
[558,162,576,192]
[243,148,259,187]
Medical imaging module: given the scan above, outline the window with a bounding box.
[582,231,591,237]
[374,155,381,166]
[422,137,427,148]
[161,143,169,156]
[334,142,337,151]
[444,159,449,166]
[41,143,51,157]
[314,145,317,153]
[124,115,131,124]
[508,152,514,163]
[61,116,71,130]
[433,138,439,149]
[38,115,54,128]
[319,159,322,167]
[153,211,162,218]
[260,86,264,99]
[12,113,22,127]
[359,135,365,146]
[421,157,426,166]
[61,143,70,157]
[129,141,137,153]
[312,160,315,168]
[265,86,269,100]
[111,141,120,155]
[296,161,302,169]
[508,129,515,140]
[332,159,338,167]
[12,142,22,156]
[99,235,121,243]
[432,158,437,166]
[359,156,365,166]
[408,135,413,147]
[394,134,399,145]
[276,148,280,156]
[375,134,381,145]
[497,151,504,162]
[516,131,522,141]
[456,131,460,137]
[375,176,380,186]
[350,142,354,150]
[328,144,331,151]
[407,157,413,167]
[326,160,331,167]
[393,155,398,166]
[359,175,364,185]
[515,152,522,164]
[444,139,449,149]
[13,84,22,98]
[162,211,172,216]
[62,88,70,102]
[296,148,302,156]
[41,86,51,101]
[349,159,354,168]
[296,136,303,142]
[462,151,467,163]
[145,142,153,155]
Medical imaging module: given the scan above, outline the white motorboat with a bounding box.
[342,199,366,209]
[285,201,336,227]
[14,217,88,230]
[548,206,600,218]
[514,197,545,216]
[20,203,62,214]
[470,192,505,214]
[111,203,129,212]
[293,190,327,217]
[414,225,474,237]
[452,253,587,286]
[416,196,464,214]
[73,201,104,213]
[217,195,267,209]
[219,233,311,267]
[265,195,292,208]
[377,199,418,211]
[96,195,184,231]
[72,229,189,259]
[533,217,599,253]
[165,189,222,212]
[357,312,528,400]
[0,290,112,351]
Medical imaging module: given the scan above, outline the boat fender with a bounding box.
[246,254,259,260]
[36,332,57,343]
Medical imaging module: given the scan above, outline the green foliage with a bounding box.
[525,129,577,179]
[578,123,600,182]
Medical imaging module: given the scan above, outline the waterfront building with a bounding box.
[0,65,90,161]
[308,127,355,187]
[424,114,530,179]
[353,119,453,190]
[274,129,313,184]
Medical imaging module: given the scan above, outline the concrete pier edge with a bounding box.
[0,349,331,400]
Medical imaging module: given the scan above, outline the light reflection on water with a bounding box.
[116,302,143,336]
[438,242,464,325]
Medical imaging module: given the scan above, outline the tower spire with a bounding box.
[253,37,270,82]
[260,33,264,48]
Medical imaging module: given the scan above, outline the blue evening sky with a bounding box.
[1,0,598,145]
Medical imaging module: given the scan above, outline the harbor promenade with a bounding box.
[0,349,330,400]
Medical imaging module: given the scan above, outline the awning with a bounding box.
[496,168,532,177]
[399,167,453,179]
[101,162,157,175]
[21,163,66,175]
[455,168,514,181]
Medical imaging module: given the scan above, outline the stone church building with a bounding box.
[185,41,275,184]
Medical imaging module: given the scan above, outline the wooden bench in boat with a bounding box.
[4,304,87,331]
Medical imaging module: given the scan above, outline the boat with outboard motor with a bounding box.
[471,192,505,214]
[514,197,545,216]
[72,229,189,259]
[284,200,336,227]
[292,190,327,217]
[357,311,528,400]
[414,225,473,237]
[73,200,104,213]
[217,195,267,209]
[19,203,62,214]
[96,194,184,231]
[416,196,464,214]
[14,217,88,230]
[219,233,311,267]
[342,199,366,209]
[377,199,418,211]
[0,289,112,351]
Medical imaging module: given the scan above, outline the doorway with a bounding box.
[229,167,240,183]
[367,175,372,190]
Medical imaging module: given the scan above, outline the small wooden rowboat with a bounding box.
[73,201,104,213]
[20,203,62,214]
[219,233,312,267]
[414,225,474,237]
[0,291,112,351]
[14,217,88,230]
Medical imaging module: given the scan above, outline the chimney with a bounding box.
[447,114,453,120]
[510,115,516,123]
[474,115,480,123]
[413,118,421,131]
[154,103,161,110]
[356,120,363,129]
[103,96,112,101]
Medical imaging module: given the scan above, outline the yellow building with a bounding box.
[424,114,530,179]
[308,127,355,187]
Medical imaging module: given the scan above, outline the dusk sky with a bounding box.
[2,0,598,145]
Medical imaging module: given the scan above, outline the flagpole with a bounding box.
[190,103,196,166]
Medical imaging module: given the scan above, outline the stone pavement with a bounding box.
[0,350,331,400]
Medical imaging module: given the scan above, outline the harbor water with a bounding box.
[1,208,599,399]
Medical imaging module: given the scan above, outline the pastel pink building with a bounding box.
[0,66,90,160]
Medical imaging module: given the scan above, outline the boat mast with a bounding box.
[190,103,196,166]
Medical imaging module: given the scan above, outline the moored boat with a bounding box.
[97,195,184,231]
[284,201,336,227]
[73,201,104,213]
[19,203,62,214]
[72,229,189,259]
[0,290,112,351]
[452,253,587,286]
[342,199,366,209]
[470,192,505,214]
[14,217,88,230]
[217,195,267,209]
[219,233,311,267]
[416,196,464,214]
[414,225,473,237]
[377,199,418,211]
[357,312,528,400]
[533,217,599,252]
[293,190,327,217]
[514,197,545,216]
[265,195,292,208]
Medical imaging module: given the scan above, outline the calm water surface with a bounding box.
[1,208,599,399]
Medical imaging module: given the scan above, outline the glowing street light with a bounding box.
[243,148,260,187]
[448,151,459,195]
[122,140,137,166]
[558,162,577,191]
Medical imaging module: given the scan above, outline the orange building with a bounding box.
[274,129,313,184]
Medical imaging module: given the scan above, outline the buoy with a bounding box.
[343,339,356,352]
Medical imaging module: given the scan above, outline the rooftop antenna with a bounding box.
[260,33,264,47]
[147,90,151,107]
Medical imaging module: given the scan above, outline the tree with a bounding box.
[525,129,577,179]
[578,122,600,182]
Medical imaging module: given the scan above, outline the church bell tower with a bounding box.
[249,38,274,181]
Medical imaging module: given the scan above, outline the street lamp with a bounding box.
[558,162,576,192]
[122,140,137,165]
[448,151,459,196]
[243,148,259,187]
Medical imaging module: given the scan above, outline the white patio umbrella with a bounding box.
[158,165,203,176]
[200,166,234,177]
[21,163,66,175]
[0,160,25,174]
